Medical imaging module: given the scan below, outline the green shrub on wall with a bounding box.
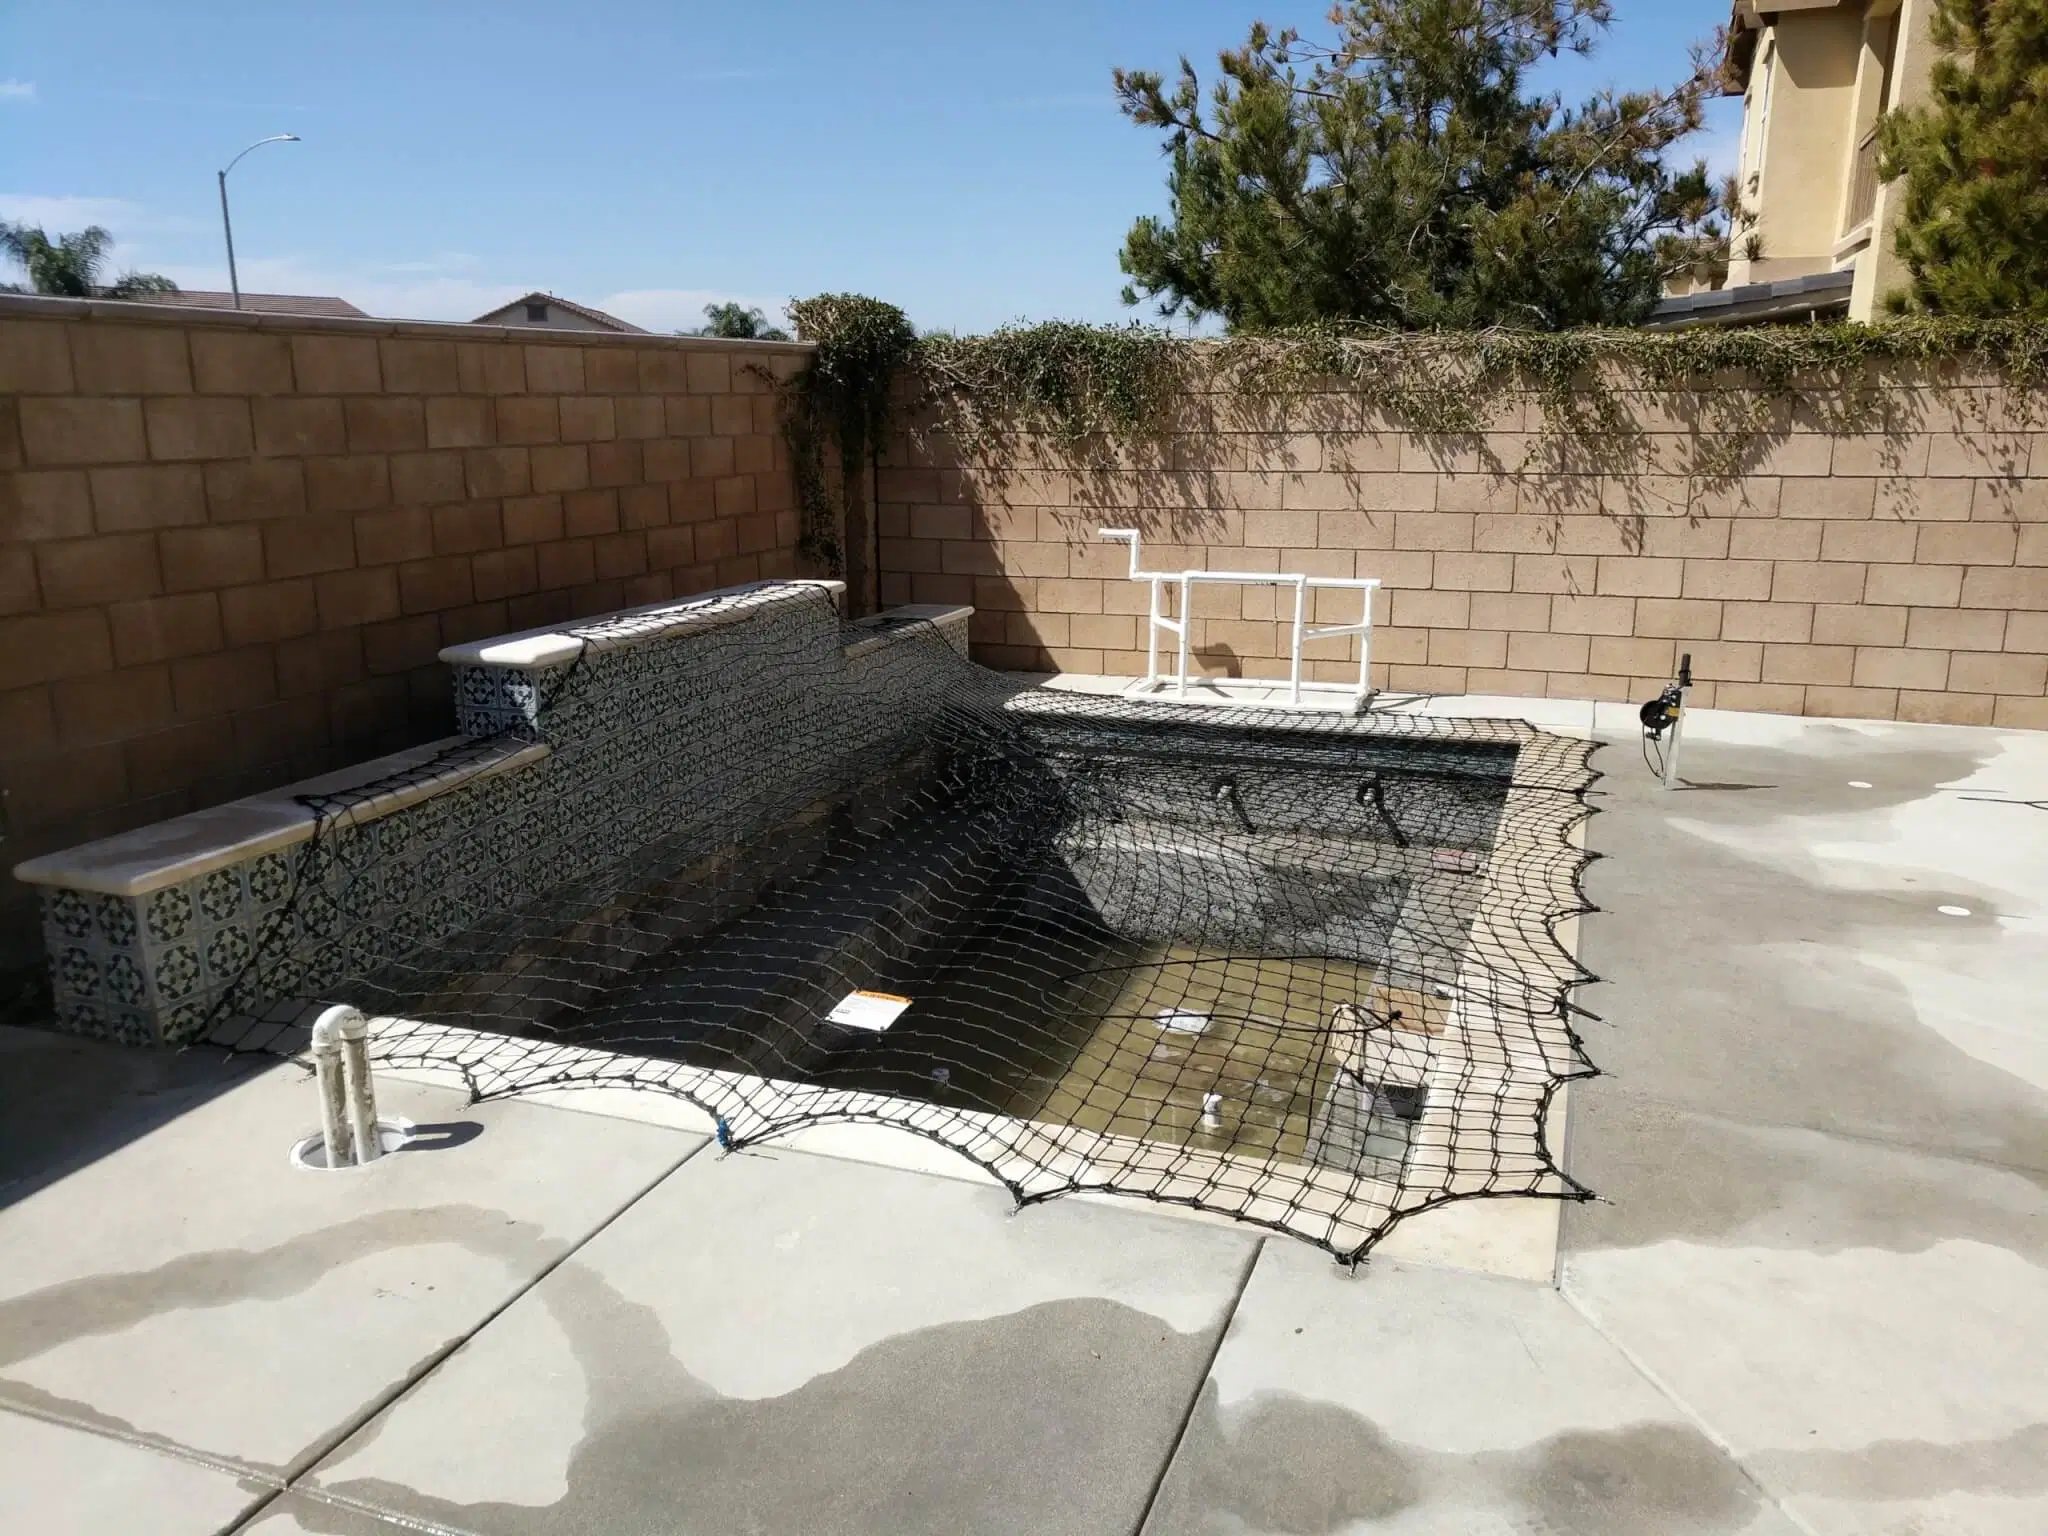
[778,299,2048,582]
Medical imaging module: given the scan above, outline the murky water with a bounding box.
[539,715,1510,1174]
[802,871,1378,1165]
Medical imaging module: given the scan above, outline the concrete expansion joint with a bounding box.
[1554,1282,1828,1536]
[0,1392,283,1496]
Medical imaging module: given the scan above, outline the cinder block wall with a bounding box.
[0,295,807,966]
[876,380,2047,726]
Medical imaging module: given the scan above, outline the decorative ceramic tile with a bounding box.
[144,886,194,944]
[264,943,308,999]
[339,867,380,923]
[203,923,252,981]
[423,894,462,943]
[197,867,243,924]
[56,946,100,1000]
[389,907,424,954]
[48,889,94,942]
[105,953,147,1007]
[36,583,955,1046]
[248,849,296,907]
[303,943,347,992]
[151,943,202,1003]
[344,926,383,976]
[381,859,417,909]
[162,1000,211,1043]
[93,894,138,947]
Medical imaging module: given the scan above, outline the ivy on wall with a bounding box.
[780,298,2048,584]
[780,295,917,588]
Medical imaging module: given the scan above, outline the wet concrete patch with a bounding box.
[303,1148,1255,1536]
[1561,1093,2048,1261]
[1564,1237,2048,1490]
[1141,1382,1425,1532]
[0,1204,572,1477]
[319,1288,1218,1536]
[1143,1243,1793,1535]
[0,1067,699,1479]
[1557,718,2048,1530]
[1143,1386,1775,1535]
[1746,1420,2048,1505]
[1578,727,2048,1174]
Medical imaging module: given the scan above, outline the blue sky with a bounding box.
[1,1,1740,333]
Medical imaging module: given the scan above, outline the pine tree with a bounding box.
[1879,0,2048,315]
[1113,0,1727,331]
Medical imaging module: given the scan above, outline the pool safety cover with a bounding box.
[213,584,1603,1264]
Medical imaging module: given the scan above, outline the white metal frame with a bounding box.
[1099,528,1381,708]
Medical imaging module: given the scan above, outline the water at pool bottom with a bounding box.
[780,855,1392,1167]
[484,715,1506,1172]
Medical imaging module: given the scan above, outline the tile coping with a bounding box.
[438,580,848,671]
[12,585,966,900]
[12,736,551,899]
[842,604,974,660]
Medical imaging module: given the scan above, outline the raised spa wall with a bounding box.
[12,582,972,1047]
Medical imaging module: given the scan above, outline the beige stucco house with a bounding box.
[471,291,647,334]
[1722,0,1942,320]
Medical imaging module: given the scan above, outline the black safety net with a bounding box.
[212,582,1603,1263]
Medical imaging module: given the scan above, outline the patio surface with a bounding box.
[1,690,2042,1535]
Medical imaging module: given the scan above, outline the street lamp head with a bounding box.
[222,133,303,176]
[218,133,304,309]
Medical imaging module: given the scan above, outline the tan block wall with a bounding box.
[1,295,805,965]
[876,384,2048,729]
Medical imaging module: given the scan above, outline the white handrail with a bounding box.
[1097,529,1380,707]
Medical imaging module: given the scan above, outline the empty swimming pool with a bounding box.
[180,586,1599,1261]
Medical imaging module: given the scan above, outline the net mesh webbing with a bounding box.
[213,583,1602,1264]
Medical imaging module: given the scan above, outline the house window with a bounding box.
[1845,12,1902,234]
[525,301,548,323]
[1870,9,1901,113]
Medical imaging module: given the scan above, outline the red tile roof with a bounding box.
[118,289,369,318]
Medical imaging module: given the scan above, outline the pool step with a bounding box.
[562,801,1018,1074]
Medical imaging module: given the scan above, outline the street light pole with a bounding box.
[217,134,299,309]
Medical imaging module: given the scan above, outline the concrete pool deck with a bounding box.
[1,687,2043,1535]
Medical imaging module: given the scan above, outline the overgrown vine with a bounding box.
[780,294,917,577]
[778,300,2048,585]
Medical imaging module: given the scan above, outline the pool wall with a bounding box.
[13,582,971,1045]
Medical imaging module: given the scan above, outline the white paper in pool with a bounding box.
[1156,1008,1213,1034]
[827,990,913,1032]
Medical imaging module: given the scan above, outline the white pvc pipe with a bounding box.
[339,1009,382,1164]
[1100,531,1384,707]
[1662,689,1688,791]
[1288,577,1307,704]
[309,1015,352,1168]
[1177,574,1193,697]
[1146,576,1161,686]
[309,1004,380,1167]
[1661,653,1694,791]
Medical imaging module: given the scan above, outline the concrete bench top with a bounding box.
[841,604,972,659]
[439,579,848,672]
[12,736,549,899]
